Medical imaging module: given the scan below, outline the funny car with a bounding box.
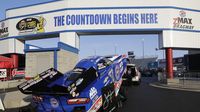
[18,55,127,112]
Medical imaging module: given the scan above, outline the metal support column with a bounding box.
[11,54,19,68]
[166,48,173,79]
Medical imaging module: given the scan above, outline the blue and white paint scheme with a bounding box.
[18,55,127,112]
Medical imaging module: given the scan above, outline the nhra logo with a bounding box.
[16,16,46,35]
[173,10,194,30]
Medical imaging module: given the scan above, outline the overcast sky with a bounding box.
[0,0,188,59]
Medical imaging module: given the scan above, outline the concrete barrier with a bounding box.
[0,79,26,90]
[2,91,31,109]
[167,79,179,85]
[0,80,31,110]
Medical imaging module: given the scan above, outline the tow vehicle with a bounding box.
[18,55,127,112]
[123,64,141,85]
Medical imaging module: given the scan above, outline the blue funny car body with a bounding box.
[18,55,127,112]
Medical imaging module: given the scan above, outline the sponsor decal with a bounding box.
[115,62,123,80]
[67,86,71,91]
[68,84,79,97]
[75,93,79,97]
[50,98,59,108]
[89,87,98,99]
[72,92,76,97]
[68,88,79,97]
[119,61,124,73]
[102,84,117,111]
[33,74,40,81]
[76,78,83,86]
[12,70,25,76]
[114,79,123,96]
[173,10,194,30]
[108,69,115,82]
[91,94,99,103]
[115,61,125,80]
[71,83,75,88]
[69,87,77,94]
[16,16,46,35]
[41,69,58,79]
[73,68,84,72]
[97,63,106,70]
[0,21,9,38]
[88,96,103,112]
[115,65,120,77]
[19,68,59,91]
[103,90,115,110]
[0,69,7,78]
[103,76,110,86]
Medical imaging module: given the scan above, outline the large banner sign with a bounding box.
[8,9,167,37]
[3,7,199,49]
[7,8,199,37]
[53,13,158,27]
[51,9,163,31]
[0,20,9,38]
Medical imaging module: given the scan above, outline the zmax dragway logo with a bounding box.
[173,10,194,30]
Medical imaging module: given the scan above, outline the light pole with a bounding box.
[155,48,165,59]
[142,38,144,59]
[163,49,165,59]
[155,48,158,57]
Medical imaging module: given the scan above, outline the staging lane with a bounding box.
[120,77,200,112]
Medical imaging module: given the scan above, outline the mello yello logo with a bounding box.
[16,16,46,35]
[16,18,39,31]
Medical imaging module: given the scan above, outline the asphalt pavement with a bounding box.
[4,77,200,112]
[120,76,200,112]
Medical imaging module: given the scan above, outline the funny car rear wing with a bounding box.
[18,68,68,95]
[18,67,98,97]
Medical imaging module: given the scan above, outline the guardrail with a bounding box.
[175,72,200,80]
[170,72,200,89]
